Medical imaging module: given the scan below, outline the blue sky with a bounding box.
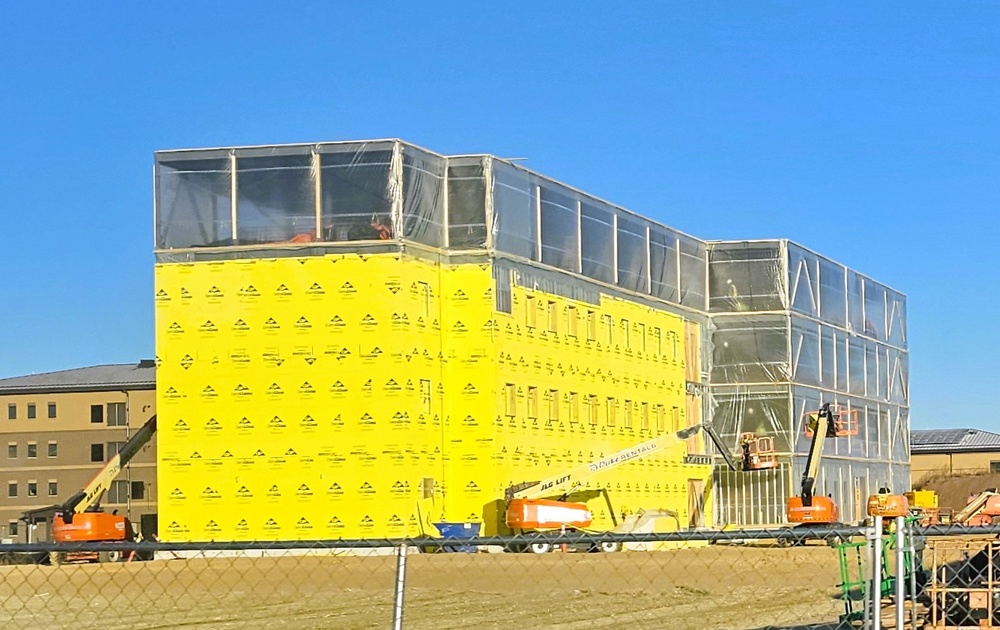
[0,3,997,429]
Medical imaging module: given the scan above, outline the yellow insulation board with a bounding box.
[489,286,712,534]
[154,252,711,541]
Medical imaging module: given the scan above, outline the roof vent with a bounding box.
[137,359,156,369]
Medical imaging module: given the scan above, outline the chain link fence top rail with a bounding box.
[3,525,1000,630]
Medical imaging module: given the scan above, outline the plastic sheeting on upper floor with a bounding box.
[154,140,709,311]
[154,141,904,326]
[708,241,907,348]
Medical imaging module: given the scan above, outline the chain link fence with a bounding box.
[3,525,1000,629]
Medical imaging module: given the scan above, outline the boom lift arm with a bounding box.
[58,415,157,523]
[786,403,841,525]
[799,403,835,509]
[507,422,741,502]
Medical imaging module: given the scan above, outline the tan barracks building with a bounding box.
[911,428,1000,486]
[0,362,157,542]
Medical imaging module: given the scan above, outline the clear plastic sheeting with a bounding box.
[580,201,614,284]
[491,161,537,261]
[678,235,708,309]
[318,142,395,243]
[447,157,487,249]
[711,387,793,453]
[401,145,446,248]
[539,183,579,272]
[786,242,906,346]
[649,227,679,302]
[155,142,713,313]
[155,150,233,249]
[236,147,315,244]
[708,239,908,526]
[616,214,648,292]
[711,315,789,384]
[708,243,786,313]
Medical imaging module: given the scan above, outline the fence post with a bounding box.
[907,520,919,630]
[895,516,905,630]
[393,543,408,630]
[871,518,883,629]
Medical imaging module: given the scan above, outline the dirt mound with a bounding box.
[917,472,1000,512]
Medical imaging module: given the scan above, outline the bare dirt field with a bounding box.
[0,544,849,630]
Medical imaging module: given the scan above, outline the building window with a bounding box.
[547,389,559,424]
[7,404,15,420]
[567,306,578,338]
[47,442,57,458]
[992,461,1000,474]
[525,295,537,329]
[606,398,617,427]
[107,402,127,426]
[7,444,15,459]
[47,402,57,419]
[26,404,36,420]
[527,387,538,419]
[641,402,650,430]
[107,442,125,457]
[131,481,145,500]
[504,384,517,418]
[27,481,37,498]
[624,400,633,429]
[589,395,599,425]
[7,483,16,498]
[547,301,558,334]
[26,443,36,459]
[109,480,129,504]
[91,405,104,424]
[91,444,105,462]
[48,481,58,497]
[587,310,597,342]
[7,522,16,537]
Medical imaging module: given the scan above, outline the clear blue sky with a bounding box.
[1,3,996,429]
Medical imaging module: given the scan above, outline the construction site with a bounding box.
[149,139,911,542]
[13,138,1000,630]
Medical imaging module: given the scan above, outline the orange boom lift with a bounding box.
[504,422,770,552]
[786,403,857,525]
[49,415,157,564]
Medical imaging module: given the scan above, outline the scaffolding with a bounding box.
[708,241,910,526]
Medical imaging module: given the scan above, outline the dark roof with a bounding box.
[0,361,156,395]
[911,428,1000,454]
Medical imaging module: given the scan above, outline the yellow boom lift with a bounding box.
[504,423,772,552]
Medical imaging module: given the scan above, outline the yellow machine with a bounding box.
[905,490,941,525]
[868,489,910,519]
[504,423,767,552]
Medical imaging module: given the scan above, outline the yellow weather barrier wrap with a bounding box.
[154,252,710,541]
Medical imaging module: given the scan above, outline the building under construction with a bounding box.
[153,139,909,541]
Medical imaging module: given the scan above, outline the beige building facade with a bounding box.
[910,428,1000,486]
[0,362,157,542]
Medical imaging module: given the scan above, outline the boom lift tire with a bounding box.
[529,541,552,555]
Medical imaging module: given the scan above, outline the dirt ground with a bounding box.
[0,544,850,630]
